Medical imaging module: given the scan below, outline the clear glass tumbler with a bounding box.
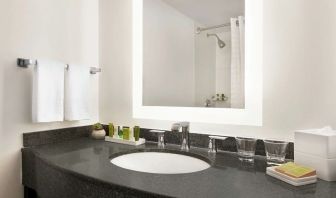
[264,140,289,165]
[235,137,257,162]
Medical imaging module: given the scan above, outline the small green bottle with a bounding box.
[134,126,140,141]
[108,123,114,137]
[118,126,123,138]
[123,127,130,140]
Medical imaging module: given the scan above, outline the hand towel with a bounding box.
[32,59,65,122]
[64,64,90,121]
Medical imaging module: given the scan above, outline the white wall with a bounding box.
[100,0,336,141]
[142,0,195,107]
[194,29,216,107]
[0,0,99,197]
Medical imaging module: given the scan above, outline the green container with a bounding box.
[118,126,123,138]
[108,123,114,137]
[123,127,130,140]
[134,126,140,141]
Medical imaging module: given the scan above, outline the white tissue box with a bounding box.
[295,151,336,181]
[294,128,336,158]
[294,127,336,181]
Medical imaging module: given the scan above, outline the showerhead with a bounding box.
[207,33,225,48]
[195,27,202,34]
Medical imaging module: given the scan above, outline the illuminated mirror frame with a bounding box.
[133,0,263,126]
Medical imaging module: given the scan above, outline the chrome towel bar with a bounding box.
[17,58,102,74]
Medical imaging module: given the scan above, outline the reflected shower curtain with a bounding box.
[230,16,245,108]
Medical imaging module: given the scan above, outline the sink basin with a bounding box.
[110,151,210,174]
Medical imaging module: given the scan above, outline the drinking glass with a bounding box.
[235,137,257,162]
[264,140,289,165]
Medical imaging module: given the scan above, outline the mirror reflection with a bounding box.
[143,0,245,108]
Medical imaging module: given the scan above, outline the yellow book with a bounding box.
[275,162,316,178]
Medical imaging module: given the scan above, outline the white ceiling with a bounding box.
[162,0,244,26]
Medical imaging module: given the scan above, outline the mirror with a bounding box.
[133,0,262,126]
[143,0,245,108]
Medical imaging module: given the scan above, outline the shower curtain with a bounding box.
[230,16,245,108]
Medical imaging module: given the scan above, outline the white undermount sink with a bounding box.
[110,152,210,174]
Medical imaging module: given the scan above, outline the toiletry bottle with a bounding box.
[108,123,114,137]
[129,127,135,141]
[118,126,123,138]
[113,126,118,138]
[134,126,140,141]
[123,127,130,140]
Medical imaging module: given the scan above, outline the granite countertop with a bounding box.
[22,138,336,198]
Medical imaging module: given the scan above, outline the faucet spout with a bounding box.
[171,122,190,151]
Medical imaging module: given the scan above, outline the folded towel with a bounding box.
[64,64,90,121]
[32,59,65,122]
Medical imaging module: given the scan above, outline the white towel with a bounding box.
[32,59,65,122]
[64,64,90,121]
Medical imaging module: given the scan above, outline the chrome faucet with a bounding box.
[171,122,190,151]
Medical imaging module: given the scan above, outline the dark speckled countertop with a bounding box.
[23,138,336,198]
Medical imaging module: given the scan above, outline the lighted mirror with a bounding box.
[133,0,263,125]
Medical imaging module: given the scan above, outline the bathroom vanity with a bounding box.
[17,1,336,198]
[22,136,336,198]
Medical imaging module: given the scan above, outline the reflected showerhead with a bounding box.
[207,33,225,48]
[195,27,202,34]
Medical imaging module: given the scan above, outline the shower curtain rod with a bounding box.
[196,20,240,34]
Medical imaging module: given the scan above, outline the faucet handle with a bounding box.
[171,122,190,131]
[179,122,190,128]
[149,130,165,148]
[208,136,228,153]
[171,123,181,131]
